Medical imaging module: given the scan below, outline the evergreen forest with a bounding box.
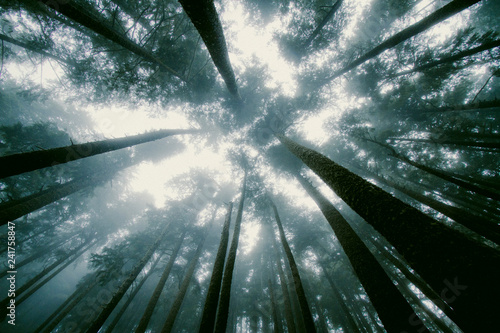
[0,0,499,332]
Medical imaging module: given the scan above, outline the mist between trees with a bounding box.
[0,0,499,332]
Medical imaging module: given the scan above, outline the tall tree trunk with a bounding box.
[393,38,500,77]
[425,99,500,112]
[104,252,163,333]
[327,0,480,81]
[277,133,500,332]
[0,172,110,225]
[84,222,171,333]
[0,33,72,65]
[198,202,233,333]
[388,137,500,149]
[296,175,426,332]
[160,225,212,333]
[135,229,187,333]
[178,0,242,102]
[0,128,198,179]
[213,172,247,333]
[370,171,500,244]
[32,0,184,80]
[302,0,343,52]
[267,278,283,333]
[269,197,317,332]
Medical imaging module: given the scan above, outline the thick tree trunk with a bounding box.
[393,39,500,77]
[160,225,211,333]
[0,172,109,225]
[135,229,187,333]
[178,0,241,102]
[84,222,171,333]
[277,133,500,332]
[327,0,480,81]
[269,198,317,332]
[296,175,426,332]
[0,128,198,179]
[214,172,247,333]
[0,33,72,65]
[33,0,184,80]
[198,202,233,333]
[104,253,163,333]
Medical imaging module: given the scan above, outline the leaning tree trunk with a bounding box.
[198,202,233,333]
[269,197,317,333]
[0,33,72,65]
[424,99,500,112]
[178,0,242,102]
[296,175,427,332]
[301,0,343,52]
[213,172,247,333]
[135,229,187,333]
[31,0,184,80]
[393,38,500,77]
[388,137,500,149]
[277,133,500,332]
[0,128,198,179]
[327,0,480,81]
[84,222,171,333]
[160,225,212,333]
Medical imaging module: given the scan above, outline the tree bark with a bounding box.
[0,128,198,179]
[296,175,426,332]
[198,202,233,333]
[84,222,171,333]
[327,0,480,81]
[33,0,185,80]
[214,172,247,333]
[135,229,187,333]
[269,197,317,332]
[393,38,500,77]
[178,0,242,102]
[160,225,211,333]
[277,133,500,332]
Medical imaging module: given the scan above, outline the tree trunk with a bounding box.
[267,278,283,333]
[213,172,247,333]
[84,222,171,333]
[198,202,233,333]
[0,172,109,225]
[0,33,72,65]
[32,0,184,80]
[277,133,500,332]
[393,38,500,77]
[389,137,500,149]
[296,175,426,332]
[135,229,187,333]
[425,99,500,112]
[301,0,343,52]
[269,197,317,332]
[104,252,163,333]
[0,128,198,179]
[160,225,212,333]
[327,0,480,81]
[178,0,241,102]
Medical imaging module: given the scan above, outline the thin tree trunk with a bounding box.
[160,225,212,333]
[277,133,500,332]
[424,99,500,112]
[302,0,343,51]
[198,202,233,333]
[32,0,184,80]
[135,229,187,333]
[0,128,198,179]
[213,172,247,333]
[0,33,72,65]
[178,0,241,102]
[393,38,500,77]
[267,278,282,333]
[84,222,171,333]
[104,252,163,333]
[296,175,426,332]
[389,137,500,149]
[327,0,480,81]
[269,197,317,332]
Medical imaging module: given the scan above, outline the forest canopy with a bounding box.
[0,0,499,332]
